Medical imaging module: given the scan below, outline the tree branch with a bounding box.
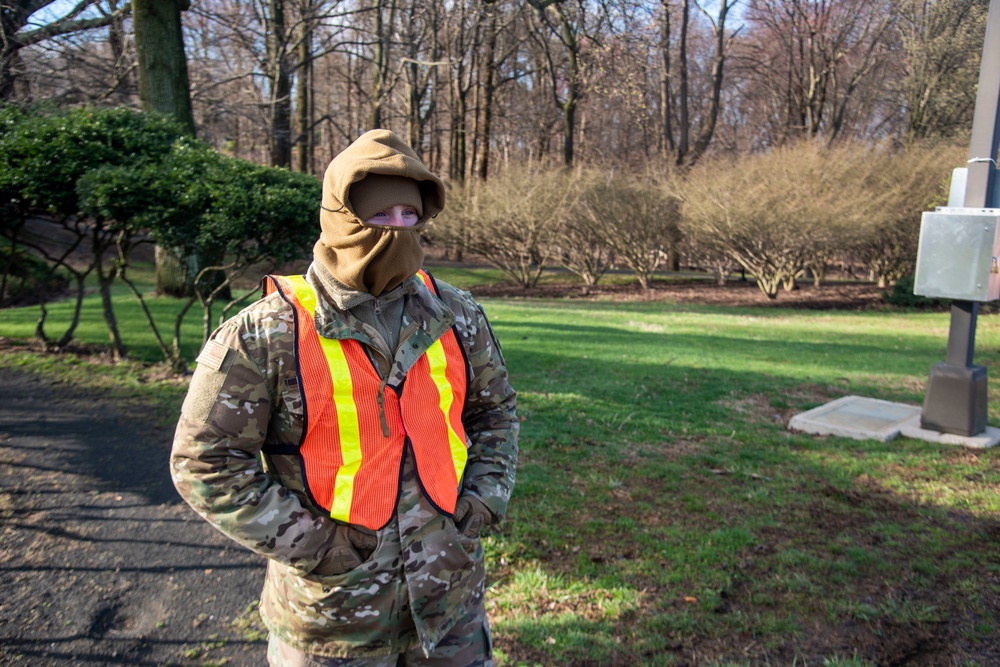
[16,3,132,49]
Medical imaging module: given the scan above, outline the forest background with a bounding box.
[4,0,989,172]
[3,0,992,319]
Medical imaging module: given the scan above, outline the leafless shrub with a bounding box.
[430,167,578,288]
[679,142,862,298]
[552,170,614,287]
[579,175,681,290]
[851,142,963,287]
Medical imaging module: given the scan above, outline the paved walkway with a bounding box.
[0,367,267,666]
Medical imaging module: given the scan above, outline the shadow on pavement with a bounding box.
[0,367,267,666]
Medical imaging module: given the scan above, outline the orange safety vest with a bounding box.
[262,270,469,530]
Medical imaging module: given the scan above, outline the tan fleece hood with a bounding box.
[314,129,446,296]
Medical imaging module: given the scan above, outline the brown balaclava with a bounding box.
[315,130,445,296]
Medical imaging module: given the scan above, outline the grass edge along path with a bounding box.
[2,291,1000,666]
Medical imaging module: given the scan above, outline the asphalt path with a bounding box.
[0,367,267,666]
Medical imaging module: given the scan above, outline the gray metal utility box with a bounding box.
[913,207,1000,302]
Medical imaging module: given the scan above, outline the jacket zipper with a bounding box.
[369,315,421,439]
[375,378,391,437]
[367,345,392,438]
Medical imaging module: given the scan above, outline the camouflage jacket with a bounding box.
[170,270,518,658]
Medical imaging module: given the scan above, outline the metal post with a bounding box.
[920,0,1000,436]
[944,301,979,368]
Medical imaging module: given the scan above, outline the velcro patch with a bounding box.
[196,340,231,371]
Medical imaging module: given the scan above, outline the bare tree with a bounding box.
[576,6,656,167]
[897,0,988,141]
[525,0,611,168]
[442,0,481,181]
[15,0,969,180]
[553,170,613,287]
[582,177,680,290]
[474,0,499,180]
[651,0,741,168]
[1,0,132,100]
[106,0,134,102]
[734,0,896,144]
[852,142,963,286]
[399,0,442,162]
[183,0,361,169]
[682,0,740,165]
[366,0,397,128]
[15,7,136,106]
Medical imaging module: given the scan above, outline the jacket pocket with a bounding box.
[260,557,398,648]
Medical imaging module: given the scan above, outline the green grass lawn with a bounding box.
[480,298,1000,666]
[2,274,998,666]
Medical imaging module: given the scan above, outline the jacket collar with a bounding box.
[306,263,455,348]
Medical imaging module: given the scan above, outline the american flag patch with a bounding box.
[196,340,230,371]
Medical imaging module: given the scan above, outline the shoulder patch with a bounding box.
[196,340,231,371]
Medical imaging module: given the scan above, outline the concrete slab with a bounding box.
[788,395,920,442]
[898,416,1000,449]
[788,395,999,448]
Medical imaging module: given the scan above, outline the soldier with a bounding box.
[170,129,518,667]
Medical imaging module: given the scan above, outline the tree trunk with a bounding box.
[155,244,192,297]
[0,42,27,101]
[562,98,576,168]
[475,2,498,182]
[94,239,127,361]
[676,0,690,164]
[268,0,292,167]
[450,89,468,181]
[659,0,674,155]
[131,0,195,133]
[369,0,396,130]
[133,0,197,296]
[296,0,314,173]
[559,6,579,168]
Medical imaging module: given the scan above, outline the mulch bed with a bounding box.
[467,277,892,311]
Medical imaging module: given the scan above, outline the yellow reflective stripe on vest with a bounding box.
[320,336,362,522]
[283,275,363,523]
[415,269,468,482]
[424,340,468,478]
[284,274,317,312]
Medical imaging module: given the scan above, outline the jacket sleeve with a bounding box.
[169,299,336,574]
[451,292,519,522]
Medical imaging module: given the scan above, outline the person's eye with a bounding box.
[373,211,388,217]
[404,209,417,216]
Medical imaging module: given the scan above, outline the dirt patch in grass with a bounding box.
[716,393,787,427]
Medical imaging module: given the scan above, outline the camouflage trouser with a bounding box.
[266,603,492,667]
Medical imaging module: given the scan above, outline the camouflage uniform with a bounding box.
[170,266,518,663]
